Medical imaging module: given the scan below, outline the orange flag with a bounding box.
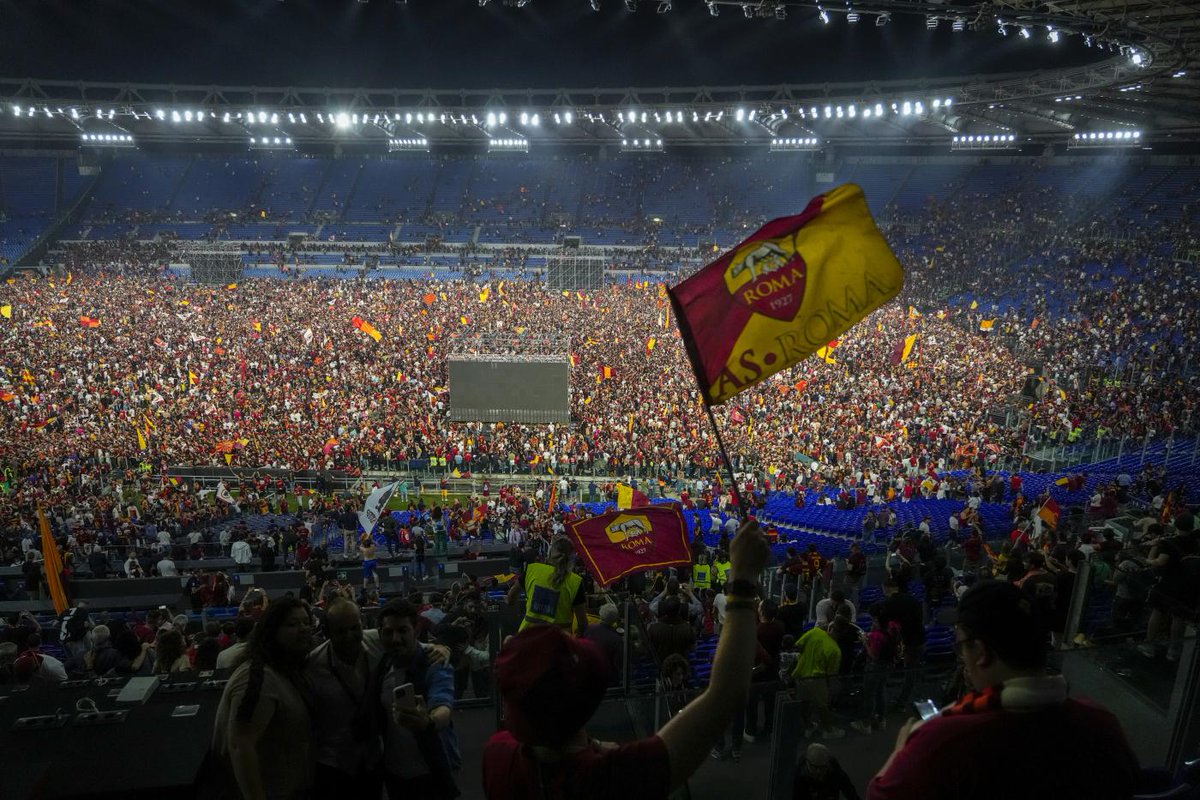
[352,316,383,342]
[38,508,69,614]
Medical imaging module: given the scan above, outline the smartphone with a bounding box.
[913,699,940,721]
[393,682,416,710]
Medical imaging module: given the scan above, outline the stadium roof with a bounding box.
[0,0,1195,150]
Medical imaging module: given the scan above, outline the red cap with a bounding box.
[494,625,611,746]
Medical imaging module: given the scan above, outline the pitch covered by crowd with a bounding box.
[0,212,1197,507]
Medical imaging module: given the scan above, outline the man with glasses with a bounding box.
[867,581,1138,800]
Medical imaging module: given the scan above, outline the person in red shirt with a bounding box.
[483,521,771,800]
[867,581,1138,800]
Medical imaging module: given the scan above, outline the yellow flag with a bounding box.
[188,370,199,385]
[479,286,491,303]
[668,184,903,405]
[979,319,995,332]
[0,305,10,319]
[137,426,147,451]
[970,300,979,310]
[224,453,233,465]
[901,333,918,363]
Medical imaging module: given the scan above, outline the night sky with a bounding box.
[0,0,1102,89]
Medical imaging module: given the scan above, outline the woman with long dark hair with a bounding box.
[154,629,191,675]
[212,597,314,800]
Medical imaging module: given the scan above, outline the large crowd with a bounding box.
[0,172,1196,533]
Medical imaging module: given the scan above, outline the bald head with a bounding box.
[325,599,364,663]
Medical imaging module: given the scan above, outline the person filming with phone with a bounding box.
[372,599,461,800]
[867,581,1139,800]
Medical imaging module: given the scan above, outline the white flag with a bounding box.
[358,481,400,535]
[216,481,241,513]
[302,327,313,346]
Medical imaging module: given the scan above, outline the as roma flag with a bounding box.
[668,183,904,405]
[567,505,691,587]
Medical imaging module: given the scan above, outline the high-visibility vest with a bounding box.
[692,563,712,589]
[712,559,732,585]
[520,562,583,632]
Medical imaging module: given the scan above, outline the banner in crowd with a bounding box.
[216,481,241,513]
[37,508,69,615]
[667,183,904,405]
[616,483,650,509]
[358,480,400,534]
[567,505,691,587]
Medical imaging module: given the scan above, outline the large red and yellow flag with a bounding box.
[352,316,383,342]
[668,184,903,405]
[566,504,691,587]
[38,508,69,614]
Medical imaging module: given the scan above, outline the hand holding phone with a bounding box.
[912,699,940,721]
[392,682,416,710]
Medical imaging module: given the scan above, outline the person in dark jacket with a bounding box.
[793,743,860,800]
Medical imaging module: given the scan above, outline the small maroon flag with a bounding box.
[566,505,692,587]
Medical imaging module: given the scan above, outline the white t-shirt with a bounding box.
[713,592,728,627]
[157,558,179,577]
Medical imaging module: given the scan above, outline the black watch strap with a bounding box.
[727,578,760,599]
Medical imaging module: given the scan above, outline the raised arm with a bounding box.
[659,520,771,791]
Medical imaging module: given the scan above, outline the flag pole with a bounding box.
[701,398,747,514]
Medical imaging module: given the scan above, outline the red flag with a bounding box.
[566,505,692,587]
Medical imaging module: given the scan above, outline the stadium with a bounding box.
[0,0,1197,798]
